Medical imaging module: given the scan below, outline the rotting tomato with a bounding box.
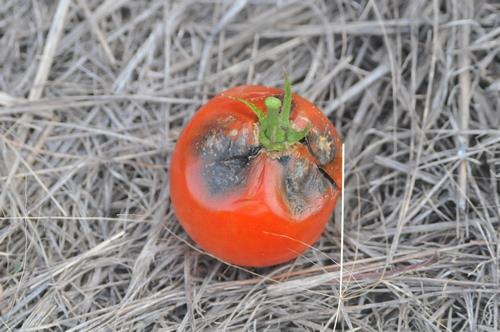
[169,77,342,267]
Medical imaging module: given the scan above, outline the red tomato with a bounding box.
[170,81,342,267]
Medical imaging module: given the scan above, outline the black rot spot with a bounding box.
[279,154,331,217]
[306,129,336,166]
[197,128,260,195]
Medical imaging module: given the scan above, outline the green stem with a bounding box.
[279,74,292,128]
[231,75,310,152]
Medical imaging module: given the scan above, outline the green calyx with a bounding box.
[230,75,310,152]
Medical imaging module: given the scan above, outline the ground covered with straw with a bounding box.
[1,0,499,331]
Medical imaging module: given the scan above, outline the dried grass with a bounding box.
[1,0,499,331]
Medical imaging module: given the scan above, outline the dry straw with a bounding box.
[1,0,499,331]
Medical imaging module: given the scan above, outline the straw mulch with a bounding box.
[1,1,499,331]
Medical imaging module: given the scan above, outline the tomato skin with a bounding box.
[170,85,342,267]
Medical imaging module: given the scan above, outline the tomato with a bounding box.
[169,78,342,267]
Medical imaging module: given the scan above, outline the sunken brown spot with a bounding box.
[196,124,260,195]
[279,154,331,217]
[306,129,336,166]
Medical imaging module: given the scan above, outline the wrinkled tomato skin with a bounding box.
[169,85,342,267]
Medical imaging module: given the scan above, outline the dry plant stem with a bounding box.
[0,1,498,330]
[28,0,71,102]
[0,0,70,212]
[0,92,24,107]
[458,1,472,211]
[332,144,346,330]
[387,0,440,263]
[324,62,390,115]
[76,0,117,67]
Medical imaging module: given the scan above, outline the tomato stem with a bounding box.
[265,96,282,112]
[231,75,310,152]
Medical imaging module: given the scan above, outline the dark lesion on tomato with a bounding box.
[278,154,332,217]
[196,127,260,195]
[305,129,336,166]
